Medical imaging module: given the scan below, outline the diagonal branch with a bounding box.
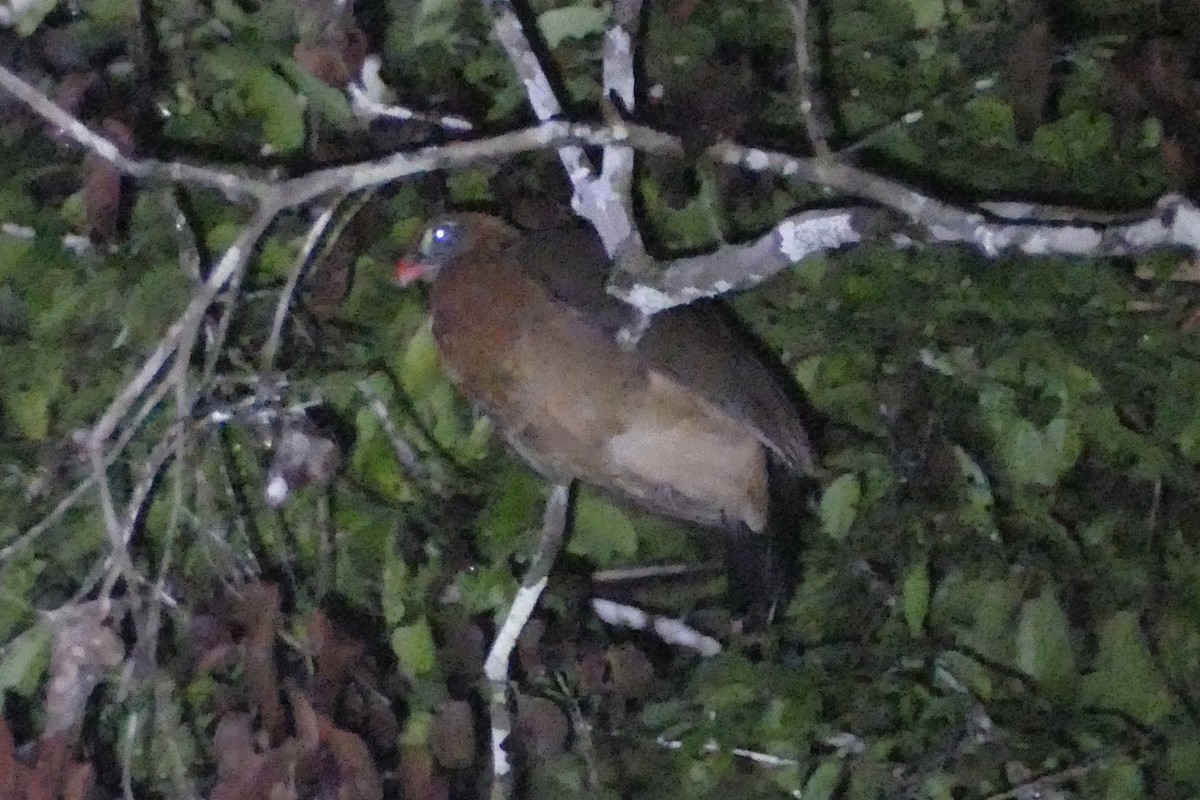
[484,483,570,800]
[787,0,831,156]
[88,204,279,450]
[482,0,637,257]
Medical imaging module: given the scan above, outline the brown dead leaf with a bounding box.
[430,700,475,769]
[439,620,486,679]
[398,745,449,800]
[316,714,383,800]
[210,739,299,800]
[1180,306,1200,332]
[516,618,546,675]
[606,644,654,701]
[515,694,568,761]
[61,761,94,800]
[308,610,365,713]
[288,687,321,756]
[52,72,96,119]
[189,613,236,666]
[83,118,135,244]
[24,732,69,800]
[213,712,258,781]
[576,644,607,696]
[293,25,368,87]
[235,583,286,744]
[0,715,14,797]
[1003,19,1054,140]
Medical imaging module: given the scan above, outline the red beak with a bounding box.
[395,260,425,286]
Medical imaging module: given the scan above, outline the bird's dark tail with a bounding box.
[723,458,808,627]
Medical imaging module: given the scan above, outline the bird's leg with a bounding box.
[483,482,571,800]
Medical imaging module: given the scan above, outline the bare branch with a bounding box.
[350,56,473,131]
[786,0,831,156]
[611,137,1200,312]
[484,484,569,800]
[261,203,339,372]
[87,204,278,450]
[161,189,203,283]
[482,0,636,257]
[591,598,721,657]
[0,63,273,202]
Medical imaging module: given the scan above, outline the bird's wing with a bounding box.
[509,226,817,475]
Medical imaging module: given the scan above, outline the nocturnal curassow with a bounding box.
[397,213,817,622]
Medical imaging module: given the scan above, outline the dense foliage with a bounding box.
[2,0,1199,798]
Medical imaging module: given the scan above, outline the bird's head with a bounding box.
[395,213,520,285]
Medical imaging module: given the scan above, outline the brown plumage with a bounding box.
[398,213,816,620]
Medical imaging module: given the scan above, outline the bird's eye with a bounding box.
[420,221,460,258]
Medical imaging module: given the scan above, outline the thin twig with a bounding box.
[161,188,203,283]
[88,204,278,450]
[349,57,473,131]
[984,758,1111,800]
[483,0,635,256]
[356,379,437,493]
[0,63,273,202]
[590,599,721,657]
[261,203,339,372]
[484,484,570,800]
[787,0,831,156]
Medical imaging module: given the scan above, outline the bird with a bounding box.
[396,212,817,623]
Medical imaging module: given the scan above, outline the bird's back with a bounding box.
[511,225,816,477]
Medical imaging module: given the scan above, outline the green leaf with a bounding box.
[953,445,999,539]
[819,474,861,540]
[902,559,930,636]
[278,59,356,128]
[0,625,51,696]
[1168,735,1200,785]
[1081,610,1172,724]
[4,388,49,440]
[537,5,610,47]
[411,0,464,48]
[802,761,842,800]
[398,318,441,400]
[446,168,496,205]
[1016,586,1077,692]
[351,405,415,503]
[568,493,638,565]
[392,617,436,679]
[478,468,542,559]
[12,0,57,36]
[1097,759,1144,800]
[979,383,1080,486]
[238,67,305,153]
[381,551,409,628]
[0,562,43,641]
[213,0,249,27]
[905,0,945,30]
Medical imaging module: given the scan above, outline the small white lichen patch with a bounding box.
[1022,230,1050,255]
[778,213,858,262]
[744,149,769,171]
[1050,227,1102,254]
[1122,217,1169,248]
[624,284,678,314]
[1171,200,1200,250]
